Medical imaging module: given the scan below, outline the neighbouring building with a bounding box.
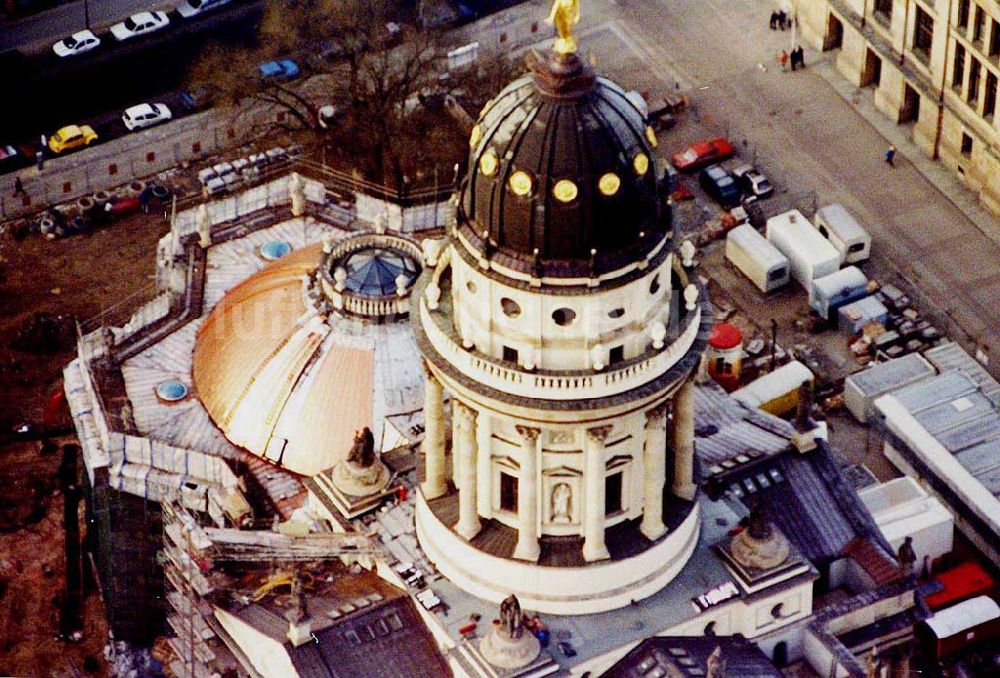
[797,0,1000,214]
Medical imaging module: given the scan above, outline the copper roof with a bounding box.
[193,244,374,476]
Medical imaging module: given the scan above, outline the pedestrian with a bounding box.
[777,10,787,30]
[36,151,44,172]
[779,49,789,72]
[13,177,25,198]
[769,10,778,29]
[795,46,806,69]
[790,48,798,71]
[884,145,896,166]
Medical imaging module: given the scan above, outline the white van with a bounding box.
[726,224,789,293]
[766,209,842,288]
[813,203,872,264]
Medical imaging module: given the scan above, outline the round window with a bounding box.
[552,179,578,203]
[552,307,577,326]
[608,307,625,319]
[633,152,650,176]
[500,297,521,318]
[479,149,498,176]
[466,279,477,294]
[649,274,660,295]
[598,172,621,197]
[508,170,533,197]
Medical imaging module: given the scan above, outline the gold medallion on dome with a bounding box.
[633,152,650,176]
[469,124,482,148]
[479,149,499,176]
[645,126,658,148]
[509,170,534,197]
[598,172,621,196]
[553,179,578,203]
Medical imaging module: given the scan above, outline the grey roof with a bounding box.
[844,353,935,397]
[601,634,783,678]
[694,381,795,468]
[892,370,978,412]
[924,341,1000,404]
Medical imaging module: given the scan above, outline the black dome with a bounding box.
[460,53,669,272]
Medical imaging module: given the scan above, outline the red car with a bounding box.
[671,138,735,171]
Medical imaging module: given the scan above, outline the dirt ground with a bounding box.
[0,207,170,677]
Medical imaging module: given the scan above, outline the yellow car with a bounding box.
[48,124,98,154]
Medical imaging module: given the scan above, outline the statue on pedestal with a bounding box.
[479,595,540,669]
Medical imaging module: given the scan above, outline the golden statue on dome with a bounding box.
[546,0,581,55]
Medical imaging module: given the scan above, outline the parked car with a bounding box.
[699,164,742,208]
[258,59,300,81]
[122,103,172,131]
[0,144,26,172]
[52,30,100,57]
[109,11,170,41]
[48,124,98,154]
[670,137,734,171]
[176,0,231,18]
[730,163,773,200]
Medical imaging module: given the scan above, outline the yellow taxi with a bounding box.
[48,124,98,154]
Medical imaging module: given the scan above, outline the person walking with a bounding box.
[884,145,896,166]
[795,46,806,69]
[777,9,787,30]
[779,49,789,72]
[769,10,778,29]
[13,177,25,198]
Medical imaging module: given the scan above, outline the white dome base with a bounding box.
[415,491,700,616]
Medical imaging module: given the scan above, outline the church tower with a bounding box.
[412,13,713,615]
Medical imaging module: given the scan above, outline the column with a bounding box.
[641,405,668,541]
[454,402,481,540]
[671,379,697,501]
[476,412,492,517]
[513,426,540,562]
[420,364,447,500]
[452,404,462,488]
[583,425,612,562]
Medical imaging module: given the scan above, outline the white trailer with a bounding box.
[813,203,872,264]
[725,224,790,293]
[765,210,843,288]
[809,266,869,321]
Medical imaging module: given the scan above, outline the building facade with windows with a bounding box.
[798,0,1000,214]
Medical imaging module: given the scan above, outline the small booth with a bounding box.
[706,323,743,392]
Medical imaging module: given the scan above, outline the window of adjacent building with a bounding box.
[961,132,974,156]
[968,57,982,102]
[500,472,518,512]
[984,72,997,119]
[605,472,623,515]
[502,345,519,363]
[874,0,892,22]
[990,20,1000,57]
[954,42,967,89]
[772,603,786,618]
[957,0,970,28]
[973,5,985,43]
[914,7,934,58]
[609,345,624,365]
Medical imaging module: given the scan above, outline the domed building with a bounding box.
[412,32,713,614]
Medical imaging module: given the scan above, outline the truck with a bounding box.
[809,266,869,322]
[765,209,842,288]
[725,224,789,293]
[813,203,872,264]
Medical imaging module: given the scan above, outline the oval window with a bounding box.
[469,124,482,148]
[649,274,660,295]
[608,307,625,319]
[479,149,498,176]
[466,280,477,294]
[598,172,621,197]
[508,170,533,197]
[552,307,577,326]
[500,297,521,318]
[645,126,658,148]
[552,179,578,203]
[633,152,650,176]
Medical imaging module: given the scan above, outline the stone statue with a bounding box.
[864,646,880,678]
[498,594,524,640]
[706,645,726,678]
[551,483,572,522]
[747,501,772,541]
[897,536,917,575]
[346,427,376,468]
[545,0,580,55]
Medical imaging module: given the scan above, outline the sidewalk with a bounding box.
[812,57,1000,246]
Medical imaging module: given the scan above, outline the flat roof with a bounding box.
[845,353,935,397]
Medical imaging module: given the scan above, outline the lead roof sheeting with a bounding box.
[954,440,1000,478]
[845,353,936,396]
[934,411,1000,453]
[912,391,994,435]
[924,342,1000,402]
[892,371,978,413]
